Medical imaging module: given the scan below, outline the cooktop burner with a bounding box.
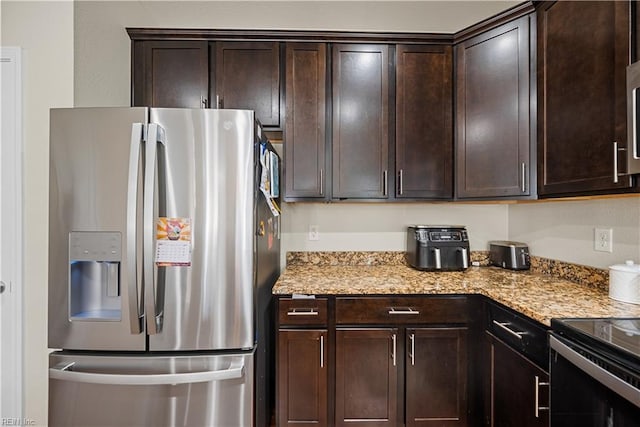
[551,318,640,373]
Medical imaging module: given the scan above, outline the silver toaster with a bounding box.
[489,241,530,270]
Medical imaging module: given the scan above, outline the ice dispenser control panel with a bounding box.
[69,231,121,262]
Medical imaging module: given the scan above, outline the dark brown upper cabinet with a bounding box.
[284,42,327,200]
[396,45,453,199]
[332,44,390,199]
[455,15,534,199]
[132,41,209,108]
[537,1,633,196]
[129,37,281,129]
[215,42,282,128]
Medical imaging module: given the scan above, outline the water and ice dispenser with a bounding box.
[69,231,122,321]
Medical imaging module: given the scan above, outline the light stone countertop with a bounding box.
[272,264,640,326]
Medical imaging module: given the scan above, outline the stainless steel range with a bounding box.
[550,318,640,426]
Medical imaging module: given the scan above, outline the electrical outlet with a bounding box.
[308,225,320,241]
[594,228,613,253]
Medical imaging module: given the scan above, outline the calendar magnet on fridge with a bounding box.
[155,217,192,266]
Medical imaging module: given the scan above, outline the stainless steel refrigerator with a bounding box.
[48,108,280,427]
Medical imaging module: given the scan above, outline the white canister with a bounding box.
[609,260,640,305]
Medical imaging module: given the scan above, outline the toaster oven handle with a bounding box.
[433,248,441,269]
[460,247,469,269]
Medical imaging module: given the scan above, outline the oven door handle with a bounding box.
[550,336,640,409]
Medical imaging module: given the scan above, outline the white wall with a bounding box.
[509,197,640,269]
[0,1,74,425]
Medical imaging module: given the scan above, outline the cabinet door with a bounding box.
[537,1,632,195]
[332,44,389,199]
[133,41,208,108]
[215,42,281,128]
[335,328,398,426]
[488,334,549,427]
[396,45,453,199]
[455,16,532,198]
[405,328,468,426]
[284,42,327,200]
[277,329,328,426]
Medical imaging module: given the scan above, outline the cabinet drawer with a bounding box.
[335,296,469,325]
[278,298,328,326]
[486,301,548,369]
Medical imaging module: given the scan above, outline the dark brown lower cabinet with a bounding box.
[334,327,469,427]
[406,328,468,426]
[487,333,549,427]
[277,329,328,426]
[276,296,477,427]
[335,328,398,427]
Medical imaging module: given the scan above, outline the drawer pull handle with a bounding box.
[535,375,550,418]
[492,320,525,340]
[388,308,420,315]
[287,308,319,316]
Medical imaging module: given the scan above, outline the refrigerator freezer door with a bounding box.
[49,351,254,427]
[49,107,148,351]
[147,109,255,351]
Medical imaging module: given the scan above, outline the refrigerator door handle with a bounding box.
[143,123,165,335]
[127,123,144,334]
[49,357,245,386]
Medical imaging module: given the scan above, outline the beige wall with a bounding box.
[1,1,74,425]
[509,197,640,269]
[282,202,508,252]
